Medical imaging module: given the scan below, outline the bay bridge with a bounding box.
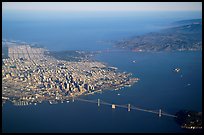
[74,97,177,118]
[8,97,177,118]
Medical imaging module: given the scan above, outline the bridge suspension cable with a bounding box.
[74,97,177,118]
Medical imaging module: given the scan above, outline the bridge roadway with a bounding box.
[75,97,177,118]
[3,92,176,118]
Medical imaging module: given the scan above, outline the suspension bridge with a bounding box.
[73,97,177,118]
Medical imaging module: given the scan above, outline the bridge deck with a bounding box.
[75,98,177,118]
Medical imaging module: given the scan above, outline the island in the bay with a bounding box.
[2,41,139,106]
[175,110,202,130]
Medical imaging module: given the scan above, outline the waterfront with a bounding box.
[2,43,138,105]
[2,5,202,132]
[2,51,202,133]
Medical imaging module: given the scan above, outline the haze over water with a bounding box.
[2,2,202,133]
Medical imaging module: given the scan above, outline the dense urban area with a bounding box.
[2,41,139,106]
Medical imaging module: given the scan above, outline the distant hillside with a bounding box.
[171,18,202,26]
[116,19,202,52]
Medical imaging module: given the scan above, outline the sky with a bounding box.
[3,2,202,12]
[2,2,202,21]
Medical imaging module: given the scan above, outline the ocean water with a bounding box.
[2,14,177,51]
[2,14,202,133]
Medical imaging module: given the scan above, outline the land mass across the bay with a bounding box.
[113,19,202,52]
[2,41,139,106]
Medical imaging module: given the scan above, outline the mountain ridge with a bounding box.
[116,19,202,52]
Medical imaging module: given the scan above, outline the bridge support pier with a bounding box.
[112,104,116,109]
[159,109,162,117]
[128,104,131,112]
[97,99,100,107]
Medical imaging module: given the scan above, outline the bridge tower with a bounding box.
[159,109,162,117]
[97,99,100,107]
[112,104,116,109]
[128,104,131,112]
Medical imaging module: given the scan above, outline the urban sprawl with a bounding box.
[2,42,139,106]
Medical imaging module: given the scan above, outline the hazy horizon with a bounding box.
[2,2,202,21]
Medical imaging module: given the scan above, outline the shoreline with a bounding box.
[2,41,139,107]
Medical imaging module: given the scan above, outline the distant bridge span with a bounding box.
[74,97,177,118]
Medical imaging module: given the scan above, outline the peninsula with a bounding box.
[115,19,202,52]
[2,41,139,106]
